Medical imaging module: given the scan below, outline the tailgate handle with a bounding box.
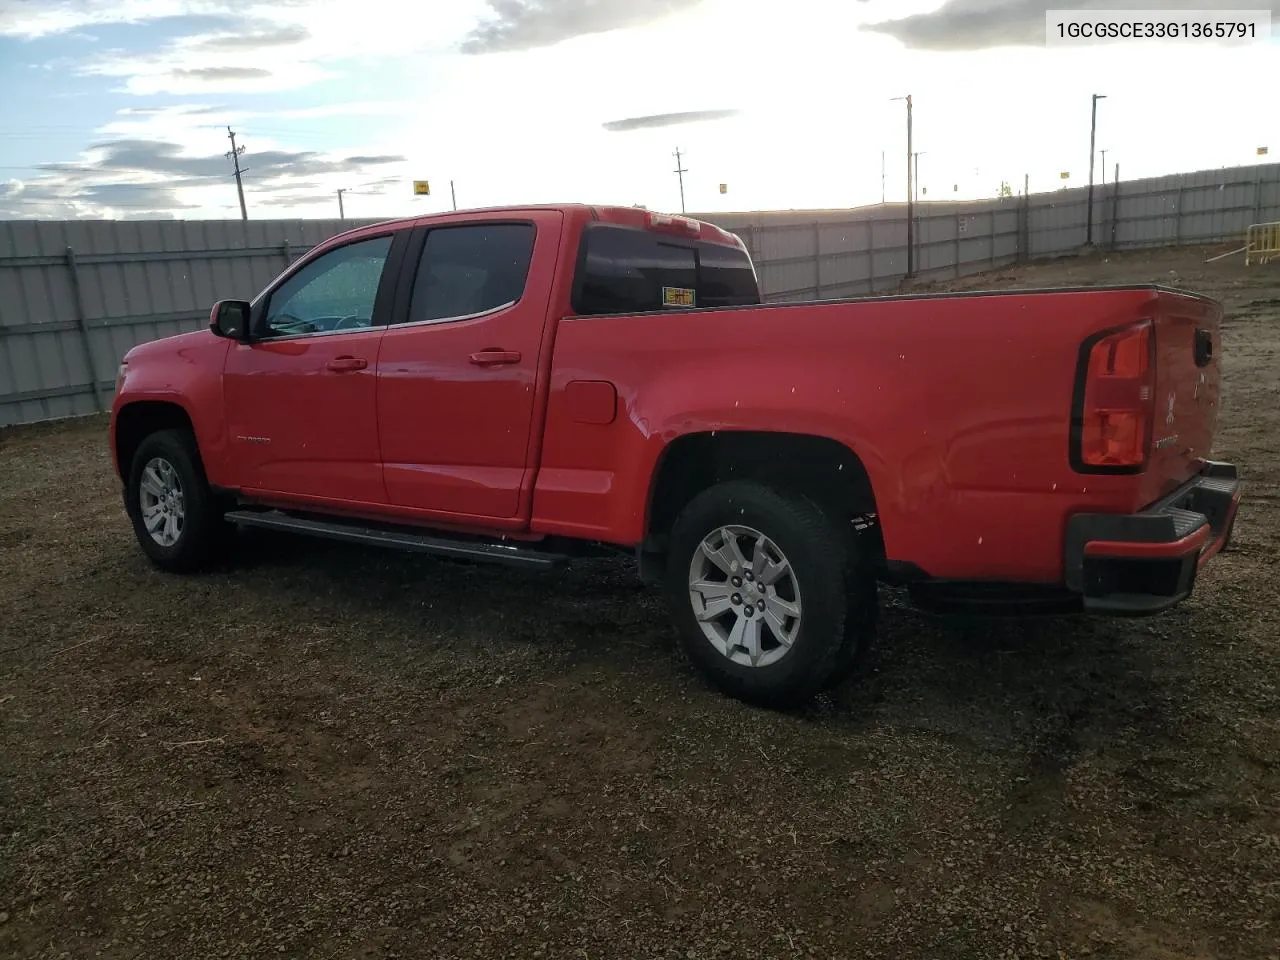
[1194,329,1213,368]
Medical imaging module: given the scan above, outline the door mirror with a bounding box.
[210,299,251,340]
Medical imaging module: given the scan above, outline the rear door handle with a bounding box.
[326,356,368,372]
[469,349,522,366]
[1194,329,1214,367]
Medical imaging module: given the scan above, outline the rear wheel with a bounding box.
[125,428,228,573]
[666,480,876,708]
[823,568,880,690]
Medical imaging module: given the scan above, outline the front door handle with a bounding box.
[326,356,368,372]
[469,349,522,366]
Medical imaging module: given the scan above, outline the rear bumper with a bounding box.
[1064,460,1241,615]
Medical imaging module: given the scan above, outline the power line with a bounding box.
[224,127,248,222]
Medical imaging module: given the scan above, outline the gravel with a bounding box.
[1,243,1277,959]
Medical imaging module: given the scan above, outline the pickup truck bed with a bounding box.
[109,204,1241,708]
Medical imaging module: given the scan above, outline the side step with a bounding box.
[224,509,567,570]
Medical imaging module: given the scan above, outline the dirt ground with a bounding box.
[1,243,1278,960]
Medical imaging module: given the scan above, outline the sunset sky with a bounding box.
[1,0,1277,220]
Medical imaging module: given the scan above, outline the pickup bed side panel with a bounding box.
[534,288,1172,583]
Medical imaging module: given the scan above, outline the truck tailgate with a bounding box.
[1143,289,1222,505]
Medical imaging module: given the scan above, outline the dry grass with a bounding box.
[1,244,1278,959]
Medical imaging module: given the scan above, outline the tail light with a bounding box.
[1072,320,1155,472]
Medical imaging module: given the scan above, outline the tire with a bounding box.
[823,567,880,690]
[125,428,228,573]
[666,480,870,708]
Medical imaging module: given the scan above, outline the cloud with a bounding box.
[602,109,741,132]
[1,137,407,219]
[50,6,333,95]
[862,0,1280,50]
[0,0,190,38]
[171,66,273,81]
[194,23,310,50]
[117,104,228,117]
[257,193,330,207]
[64,138,406,181]
[0,178,192,220]
[342,154,406,165]
[76,182,196,210]
[461,0,706,53]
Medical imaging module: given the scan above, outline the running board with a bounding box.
[224,509,566,570]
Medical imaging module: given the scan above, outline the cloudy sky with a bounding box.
[0,0,1277,220]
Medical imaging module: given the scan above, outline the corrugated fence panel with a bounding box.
[5,164,1280,425]
[0,217,380,426]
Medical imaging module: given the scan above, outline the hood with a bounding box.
[123,326,219,364]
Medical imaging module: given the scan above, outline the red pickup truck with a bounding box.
[110,203,1241,707]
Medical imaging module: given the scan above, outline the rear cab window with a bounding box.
[402,222,537,325]
[571,223,760,316]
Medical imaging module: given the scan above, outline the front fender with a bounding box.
[111,331,232,485]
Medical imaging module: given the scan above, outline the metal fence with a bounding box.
[0,218,380,426]
[3,160,1278,427]
[706,161,1280,303]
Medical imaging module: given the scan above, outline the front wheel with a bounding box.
[666,481,876,708]
[125,428,228,573]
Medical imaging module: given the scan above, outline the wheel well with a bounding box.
[646,431,883,557]
[114,402,196,477]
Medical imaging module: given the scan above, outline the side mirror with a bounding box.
[210,299,251,341]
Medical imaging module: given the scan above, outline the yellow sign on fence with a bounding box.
[1245,221,1280,266]
[413,180,431,196]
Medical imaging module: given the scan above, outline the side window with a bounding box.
[697,240,760,308]
[405,223,536,325]
[573,226,697,315]
[260,234,393,338]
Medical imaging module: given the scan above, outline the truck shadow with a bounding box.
[227,530,1198,762]
[219,528,1226,832]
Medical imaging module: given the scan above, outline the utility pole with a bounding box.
[673,147,688,214]
[891,95,914,278]
[337,188,346,220]
[913,151,927,204]
[1086,93,1106,246]
[450,180,457,211]
[225,126,247,221]
[1100,149,1107,186]
[881,150,886,203]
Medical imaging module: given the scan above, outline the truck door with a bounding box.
[222,232,402,505]
[375,210,563,523]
